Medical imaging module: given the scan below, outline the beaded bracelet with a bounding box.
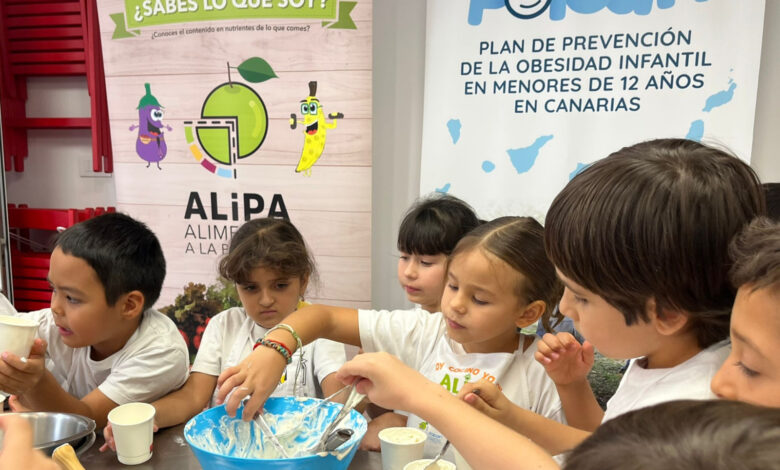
[265,338,292,358]
[254,338,292,364]
[265,323,303,353]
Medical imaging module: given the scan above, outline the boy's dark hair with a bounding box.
[397,193,480,256]
[545,138,765,348]
[764,183,780,220]
[219,218,316,286]
[451,216,563,323]
[55,212,165,310]
[565,400,780,470]
[729,217,780,292]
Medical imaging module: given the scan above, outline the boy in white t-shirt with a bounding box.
[0,213,189,428]
[457,139,766,455]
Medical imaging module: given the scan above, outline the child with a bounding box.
[711,216,780,406]
[564,399,780,470]
[101,217,346,450]
[217,216,566,459]
[0,213,189,428]
[458,138,766,453]
[396,193,480,314]
[335,352,780,470]
[363,192,480,450]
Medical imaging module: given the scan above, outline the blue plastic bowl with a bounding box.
[184,397,366,470]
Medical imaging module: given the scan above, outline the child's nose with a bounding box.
[404,262,418,279]
[258,291,274,306]
[709,365,734,400]
[50,292,64,316]
[448,291,467,314]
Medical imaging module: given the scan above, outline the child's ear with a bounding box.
[299,274,310,296]
[119,290,146,320]
[647,298,689,336]
[515,300,546,328]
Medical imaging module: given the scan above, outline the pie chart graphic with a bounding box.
[184,82,268,179]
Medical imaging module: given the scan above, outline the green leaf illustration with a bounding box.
[237,57,277,83]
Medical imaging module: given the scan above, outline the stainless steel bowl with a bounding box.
[0,412,96,456]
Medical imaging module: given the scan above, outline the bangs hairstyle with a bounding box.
[397,193,480,256]
[545,138,765,348]
[451,216,562,320]
[729,217,780,292]
[55,212,165,310]
[218,218,316,286]
[565,400,780,470]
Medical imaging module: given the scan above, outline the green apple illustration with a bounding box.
[196,58,277,165]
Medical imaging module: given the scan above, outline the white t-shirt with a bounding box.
[191,306,346,405]
[359,308,565,458]
[602,339,730,423]
[19,307,189,405]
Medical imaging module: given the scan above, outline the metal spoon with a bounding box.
[254,412,291,459]
[323,428,354,452]
[274,384,352,440]
[423,440,451,470]
[240,397,290,458]
[309,384,365,454]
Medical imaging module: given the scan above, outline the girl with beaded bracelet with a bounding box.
[101,218,346,451]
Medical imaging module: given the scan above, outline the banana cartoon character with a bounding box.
[290,81,343,176]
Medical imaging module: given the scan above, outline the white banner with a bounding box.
[421,0,765,219]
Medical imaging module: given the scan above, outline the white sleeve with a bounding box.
[98,345,189,405]
[0,294,17,316]
[358,309,444,370]
[191,313,227,377]
[310,339,346,385]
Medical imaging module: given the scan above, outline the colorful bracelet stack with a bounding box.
[266,323,303,353]
[254,338,292,364]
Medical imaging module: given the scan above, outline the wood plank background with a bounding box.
[95,0,372,309]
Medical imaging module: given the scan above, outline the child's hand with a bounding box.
[0,339,47,396]
[457,380,513,426]
[215,345,288,421]
[0,415,60,470]
[360,412,408,452]
[100,420,160,453]
[8,395,31,412]
[535,333,595,386]
[335,352,431,413]
[99,422,116,453]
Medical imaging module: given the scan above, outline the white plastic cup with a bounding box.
[378,427,427,470]
[108,402,156,465]
[404,458,456,470]
[0,315,39,399]
[452,445,473,470]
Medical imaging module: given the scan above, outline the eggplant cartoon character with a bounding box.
[130,83,172,169]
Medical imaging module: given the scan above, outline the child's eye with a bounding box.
[736,361,759,378]
[239,284,257,292]
[420,260,433,267]
[275,283,289,290]
[447,284,458,291]
[399,254,409,261]
[473,296,488,306]
[66,295,80,305]
[574,296,588,304]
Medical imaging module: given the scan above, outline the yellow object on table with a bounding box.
[52,443,86,470]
